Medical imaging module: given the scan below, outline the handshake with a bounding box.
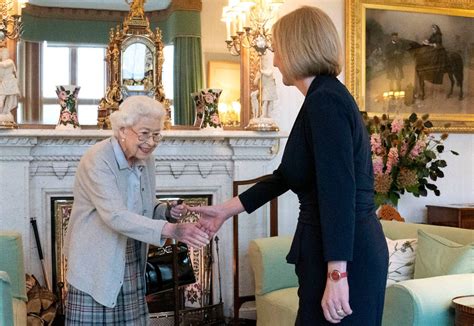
[160,198,236,249]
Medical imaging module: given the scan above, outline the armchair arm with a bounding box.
[0,271,14,326]
[248,236,298,296]
[382,274,474,326]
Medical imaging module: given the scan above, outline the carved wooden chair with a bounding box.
[232,175,278,323]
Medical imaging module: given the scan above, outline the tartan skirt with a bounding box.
[65,238,149,325]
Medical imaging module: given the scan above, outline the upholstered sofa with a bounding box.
[0,231,27,326]
[248,220,474,326]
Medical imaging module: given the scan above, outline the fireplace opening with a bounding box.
[51,194,214,314]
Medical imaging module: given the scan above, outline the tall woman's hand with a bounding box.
[190,205,226,238]
[189,196,245,238]
[161,223,209,248]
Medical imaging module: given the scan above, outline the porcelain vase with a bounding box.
[55,85,80,130]
[193,88,223,130]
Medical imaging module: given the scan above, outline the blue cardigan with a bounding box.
[63,137,167,308]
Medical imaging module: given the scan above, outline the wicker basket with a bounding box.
[149,303,225,326]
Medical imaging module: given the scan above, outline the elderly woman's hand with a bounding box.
[161,222,210,248]
[168,200,189,219]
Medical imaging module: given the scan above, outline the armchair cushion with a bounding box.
[386,237,417,286]
[249,236,298,296]
[414,230,473,279]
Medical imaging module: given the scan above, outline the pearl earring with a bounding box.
[121,138,125,142]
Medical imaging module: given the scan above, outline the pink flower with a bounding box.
[409,139,427,159]
[370,133,383,155]
[57,90,68,101]
[211,113,220,124]
[391,116,404,133]
[60,110,71,122]
[400,141,408,156]
[386,147,399,174]
[372,155,384,175]
[204,93,215,104]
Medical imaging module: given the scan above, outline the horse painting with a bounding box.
[406,41,464,100]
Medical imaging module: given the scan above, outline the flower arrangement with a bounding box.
[363,113,459,207]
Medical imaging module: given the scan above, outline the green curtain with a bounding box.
[173,36,203,125]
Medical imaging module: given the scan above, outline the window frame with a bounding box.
[41,43,107,125]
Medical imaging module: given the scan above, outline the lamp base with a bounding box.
[245,117,279,132]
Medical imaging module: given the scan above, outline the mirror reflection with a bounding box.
[122,43,154,93]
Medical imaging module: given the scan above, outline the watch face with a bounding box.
[330,270,341,281]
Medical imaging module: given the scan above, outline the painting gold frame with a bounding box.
[345,0,474,133]
[52,195,213,309]
[207,60,242,128]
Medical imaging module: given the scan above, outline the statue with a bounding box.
[0,48,20,128]
[245,53,279,131]
[253,52,277,118]
[129,0,146,18]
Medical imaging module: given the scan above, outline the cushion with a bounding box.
[257,287,298,326]
[414,229,474,279]
[386,237,417,286]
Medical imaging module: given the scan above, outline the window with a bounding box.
[42,43,106,125]
[19,42,174,126]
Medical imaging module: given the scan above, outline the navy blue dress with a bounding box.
[239,75,388,325]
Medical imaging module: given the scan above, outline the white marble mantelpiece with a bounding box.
[0,128,287,316]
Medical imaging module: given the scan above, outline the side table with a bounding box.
[426,204,474,229]
[452,295,474,326]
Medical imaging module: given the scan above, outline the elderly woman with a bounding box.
[192,6,388,325]
[64,96,209,325]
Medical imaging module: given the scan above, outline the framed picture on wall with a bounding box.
[345,0,474,132]
[207,60,241,127]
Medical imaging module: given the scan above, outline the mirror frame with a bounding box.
[97,1,166,129]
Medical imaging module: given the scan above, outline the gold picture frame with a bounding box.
[207,60,241,128]
[52,195,213,309]
[345,0,474,132]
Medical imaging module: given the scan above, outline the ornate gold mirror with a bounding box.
[97,0,166,129]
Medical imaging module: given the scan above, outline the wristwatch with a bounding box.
[328,269,347,281]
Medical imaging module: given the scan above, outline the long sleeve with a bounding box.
[73,150,166,247]
[304,91,356,262]
[238,168,290,213]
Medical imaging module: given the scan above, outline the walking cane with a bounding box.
[31,217,52,291]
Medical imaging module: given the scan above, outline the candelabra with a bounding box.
[0,0,27,42]
[222,0,283,56]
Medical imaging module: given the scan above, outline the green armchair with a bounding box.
[0,231,27,326]
[248,221,474,326]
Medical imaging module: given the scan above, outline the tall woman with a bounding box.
[192,6,388,325]
[64,96,209,325]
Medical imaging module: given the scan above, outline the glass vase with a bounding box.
[55,85,80,130]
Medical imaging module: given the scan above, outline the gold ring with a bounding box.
[336,309,345,317]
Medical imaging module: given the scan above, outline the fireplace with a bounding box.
[0,129,285,316]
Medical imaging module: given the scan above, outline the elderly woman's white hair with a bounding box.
[110,95,166,136]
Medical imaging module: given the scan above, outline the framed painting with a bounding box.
[51,197,74,305]
[207,60,241,128]
[345,0,474,132]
